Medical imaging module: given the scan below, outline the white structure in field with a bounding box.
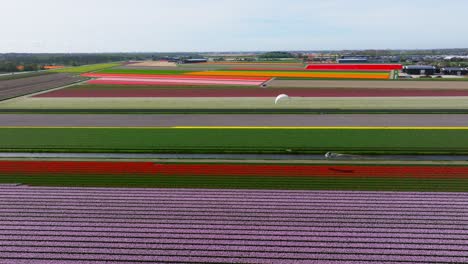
[275,94,289,104]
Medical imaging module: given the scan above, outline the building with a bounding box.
[338,56,369,63]
[403,65,438,75]
[441,67,468,76]
[182,58,208,64]
[337,55,401,64]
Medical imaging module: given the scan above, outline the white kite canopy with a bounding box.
[275,94,289,104]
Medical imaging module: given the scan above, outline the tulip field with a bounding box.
[0,160,467,191]
[186,70,391,79]
[3,61,468,113]
[305,64,403,71]
[81,73,270,86]
[33,85,468,98]
[3,185,465,263]
[2,61,468,263]
[2,61,468,189]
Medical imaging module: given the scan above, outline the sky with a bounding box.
[1,0,467,53]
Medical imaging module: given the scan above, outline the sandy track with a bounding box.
[0,114,466,127]
[0,73,84,101]
[270,80,468,89]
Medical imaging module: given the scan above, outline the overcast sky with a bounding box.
[2,0,467,53]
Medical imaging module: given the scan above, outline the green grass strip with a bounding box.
[0,128,467,154]
[2,109,468,114]
[1,174,467,191]
[52,63,122,73]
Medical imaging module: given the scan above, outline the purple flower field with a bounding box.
[0,184,467,263]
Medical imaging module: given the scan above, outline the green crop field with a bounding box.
[52,63,122,73]
[0,174,466,192]
[0,127,467,154]
[3,97,468,112]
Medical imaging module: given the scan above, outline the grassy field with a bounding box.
[3,97,468,111]
[0,174,466,191]
[0,127,467,154]
[52,63,121,73]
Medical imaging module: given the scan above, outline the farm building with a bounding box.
[182,58,208,64]
[441,67,468,76]
[338,56,369,64]
[403,65,438,75]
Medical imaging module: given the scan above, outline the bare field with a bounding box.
[270,80,468,89]
[0,114,467,127]
[0,73,84,101]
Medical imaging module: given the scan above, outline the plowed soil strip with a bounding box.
[1,114,468,127]
[0,185,466,263]
[0,73,84,100]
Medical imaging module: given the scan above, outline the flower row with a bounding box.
[0,161,467,178]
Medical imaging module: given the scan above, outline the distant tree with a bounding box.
[0,61,19,72]
[259,51,295,59]
[23,64,39,71]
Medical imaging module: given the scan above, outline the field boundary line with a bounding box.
[1,126,468,130]
[173,126,468,130]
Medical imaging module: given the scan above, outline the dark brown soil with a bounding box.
[0,73,84,101]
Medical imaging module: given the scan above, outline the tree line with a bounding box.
[0,53,204,73]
